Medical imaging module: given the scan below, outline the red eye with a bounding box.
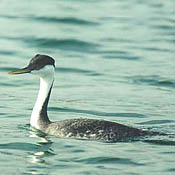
[35,64,39,69]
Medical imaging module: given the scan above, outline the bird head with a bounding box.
[8,54,55,78]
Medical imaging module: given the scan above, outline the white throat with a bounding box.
[30,65,55,129]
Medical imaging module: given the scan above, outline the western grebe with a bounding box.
[8,54,157,142]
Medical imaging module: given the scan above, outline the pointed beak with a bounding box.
[8,67,31,75]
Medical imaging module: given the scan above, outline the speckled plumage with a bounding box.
[39,118,154,142]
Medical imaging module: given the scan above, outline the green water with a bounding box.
[0,0,175,174]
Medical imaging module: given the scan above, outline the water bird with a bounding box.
[8,54,157,142]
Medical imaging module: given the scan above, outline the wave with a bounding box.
[49,107,146,118]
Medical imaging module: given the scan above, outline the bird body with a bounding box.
[45,118,151,142]
[9,54,157,142]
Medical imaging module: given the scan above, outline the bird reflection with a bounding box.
[27,129,55,164]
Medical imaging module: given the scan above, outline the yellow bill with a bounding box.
[8,68,31,75]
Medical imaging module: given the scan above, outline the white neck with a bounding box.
[30,65,55,129]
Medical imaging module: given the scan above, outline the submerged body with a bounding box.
[42,118,154,142]
[9,54,157,142]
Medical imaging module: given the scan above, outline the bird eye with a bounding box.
[35,64,39,70]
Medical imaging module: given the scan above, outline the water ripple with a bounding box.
[32,16,99,26]
[0,14,99,26]
[0,142,41,151]
[25,37,100,53]
[56,67,102,76]
[137,120,175,125]
[2,36,100,53]
[0,50,16,55]
[129,75,175,88]
[49,107,146,118]
[151,24,175,31]
[99,50,140,60]
[0,141,54,154]
[138,46,173,53]
[0,14,18,19]
[0,67,16,72]
[73,156,144,165]
[144,140,175,146]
